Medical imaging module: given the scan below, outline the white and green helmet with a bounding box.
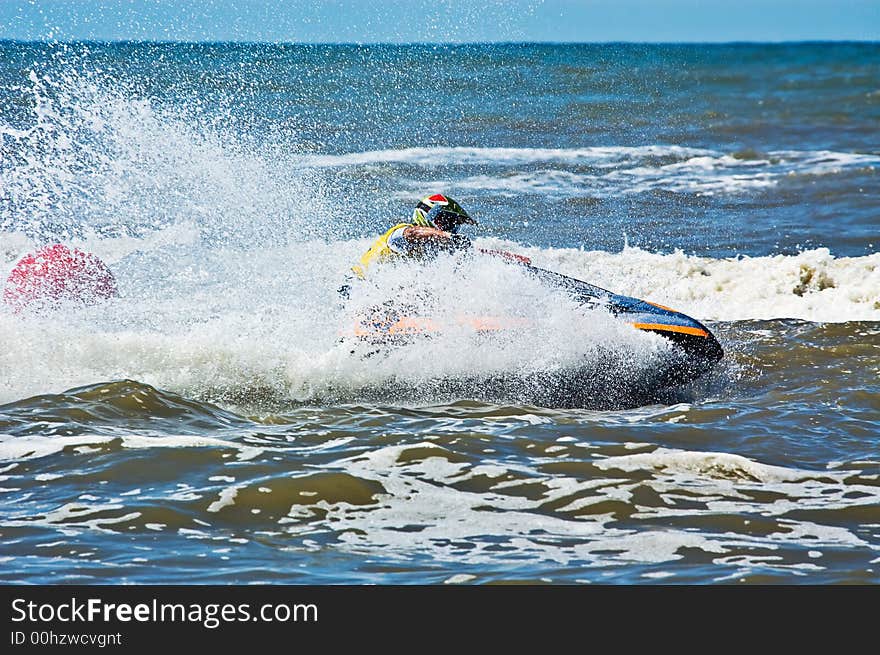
[411,193,476,233]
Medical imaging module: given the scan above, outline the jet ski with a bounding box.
[343,248,724,392]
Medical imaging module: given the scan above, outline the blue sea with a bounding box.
[0,41,878,584]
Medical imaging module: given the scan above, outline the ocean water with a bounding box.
[0,41,878,584]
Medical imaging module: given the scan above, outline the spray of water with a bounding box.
[0,56,332,249]
[0,53,697,409]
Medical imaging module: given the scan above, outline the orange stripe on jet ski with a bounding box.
[458,316,531,331]
[645,300,678,312]
[631,323,709,337]
[352,315,533,337]
[351,317,440,337]
[387,317,439,334]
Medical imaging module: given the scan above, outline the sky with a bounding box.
[0,0,878,43]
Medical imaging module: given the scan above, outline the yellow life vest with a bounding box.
[351,223,413,279]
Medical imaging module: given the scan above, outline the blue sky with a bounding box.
[1,0,878,43]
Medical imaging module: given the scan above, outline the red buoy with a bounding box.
[3,244,118,312]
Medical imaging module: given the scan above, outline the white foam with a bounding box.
[0,435,112,462]
[303,441,879,569]
[293,145,715,168]
[484,241,880,322]
[207,486,240,513]
[294,146,878,197]
[33,503,141,531]
[595,448,816,483]
[439,165,777,197]
[0,433,270,463]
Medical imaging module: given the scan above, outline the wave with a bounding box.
[0,379,254,438]
[293,145,879,170]
[4,436,874,575]
[295,146,879,197]
[485,242,880,323]
[292,145,716,167]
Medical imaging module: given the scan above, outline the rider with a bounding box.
[349,193,477,281]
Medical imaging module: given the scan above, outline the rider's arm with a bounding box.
[402,226,470,252]
[403,225,454,244]
[386,225,451,255]
[387,226,471,258]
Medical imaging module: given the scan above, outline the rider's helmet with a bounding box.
[411,193,476,234]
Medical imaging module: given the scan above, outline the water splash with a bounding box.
[0,54,332,249]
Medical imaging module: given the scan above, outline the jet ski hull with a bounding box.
[343,250,724,392]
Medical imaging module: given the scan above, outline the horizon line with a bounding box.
[1,37,878,47]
